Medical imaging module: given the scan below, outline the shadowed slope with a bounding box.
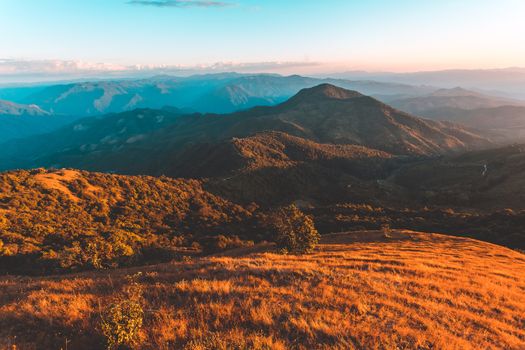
[392,143,525,209]
[165,131,393,178]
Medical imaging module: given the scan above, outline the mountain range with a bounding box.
[1,73,433,116]
[389,87,524,115]
[0,73,437,143]
[0,84,492,174]
[328,68,525,100]
[2,73,525,146]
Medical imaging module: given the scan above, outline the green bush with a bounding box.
[270,204,320,254]
[200,234,254,254]
[100,274,144,349]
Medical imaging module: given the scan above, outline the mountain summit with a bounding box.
[286,83,365,103]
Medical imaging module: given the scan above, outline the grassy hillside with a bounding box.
[1,230,523,349]
[2,165,525,277]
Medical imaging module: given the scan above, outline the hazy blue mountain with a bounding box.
[0,100,72,143]
[417,105,525,142]
[0,85,50,103]
[0,99,49,116]
[5,73,435,116]
[324,68,525,100]
[389,87,524,115]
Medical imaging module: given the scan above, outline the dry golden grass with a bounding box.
[33,169,102,203]
[33,169,83,202]
[1,230,524,349]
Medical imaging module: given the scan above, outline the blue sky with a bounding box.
[0,0,524,78]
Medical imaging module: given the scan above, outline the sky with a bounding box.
[1,0,525,81]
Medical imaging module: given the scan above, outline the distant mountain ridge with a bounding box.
[0,100,72,143]
[327,68,525,100]
[0,99,50,116]
[418,105,525,142]
[9,73,435,116]
[390,87,524,115]
[3,73,521,145]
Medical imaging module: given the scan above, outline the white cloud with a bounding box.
[0,59,323,84]
[127,0,233,8]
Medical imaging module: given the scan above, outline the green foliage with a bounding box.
[270,204,320,254]
[200,234,255,254]
[0,169,255,274]
[100,273,144,350]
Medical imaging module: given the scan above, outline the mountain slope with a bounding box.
[186,132,398,205]
[0,108,188,170]
[0,84,491,173]
[0,168,252,274]
[2,230,524,349]
[391,143,525,209]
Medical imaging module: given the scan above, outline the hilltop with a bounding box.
[1,230,523,349]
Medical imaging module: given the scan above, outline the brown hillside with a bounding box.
[168,131,393,178]
[1,230,524,349]
[199,132,397,205]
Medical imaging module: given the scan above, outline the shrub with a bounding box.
[200,234,255,254]
[270,204,320,254]
[100,273,144,349]
[380,223,392,238]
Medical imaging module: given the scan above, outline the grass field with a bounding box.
[1,230,524,349]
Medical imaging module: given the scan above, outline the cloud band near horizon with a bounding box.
[126,0,233,8]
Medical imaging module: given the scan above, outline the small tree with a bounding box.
[100,273,144,349]
[270,204,320,254]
